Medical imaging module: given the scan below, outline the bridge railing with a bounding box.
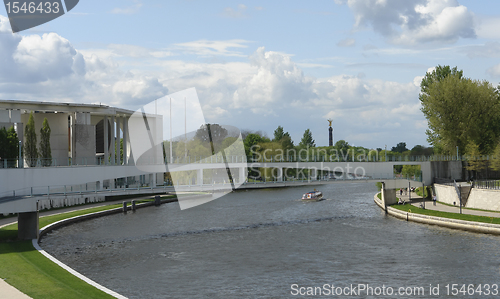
[472,180,500,190]
[2,154,496,169]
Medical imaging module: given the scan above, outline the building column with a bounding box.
[276,167,283,182]
[197,169,203,185]
[116,116,121,165]
[110,115,115,165]
[239,167,246,184]
[310,168,317,180]
[104,115,109,165]
[18,211,39,240]
[123,116,128,165]
[381,183,398,213]
[149,173,157,187]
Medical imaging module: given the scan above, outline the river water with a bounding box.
[41,182,500,298]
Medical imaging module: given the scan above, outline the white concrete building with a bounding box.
[0,100,163,190]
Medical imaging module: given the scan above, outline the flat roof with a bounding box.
[0,99,135,116]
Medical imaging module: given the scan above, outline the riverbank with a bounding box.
[374,193,500,235]
[0,194,181,299]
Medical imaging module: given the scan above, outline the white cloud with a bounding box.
[222,4,248,18]
[337,38,356,47]
[111,1,143,14]
[486,64,500,78]
[232,47,315,111]
[173,39,252,57]
[0,20,428,147]
[112,76,168,106]
[475,16,500,39]
[344,0,476,45]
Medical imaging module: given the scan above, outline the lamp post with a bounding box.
[459,183,462,214]
[18,140,22,168]
[422,181,425,210]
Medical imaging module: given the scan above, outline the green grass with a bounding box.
[0,241,114,299]
[435,201,500,214]
[0,195,177,298]
[391,203,500,224]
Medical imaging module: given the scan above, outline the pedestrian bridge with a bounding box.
[0,156,462,239]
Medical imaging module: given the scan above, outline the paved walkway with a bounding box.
[0,194,168,299]
[396,190,500,218]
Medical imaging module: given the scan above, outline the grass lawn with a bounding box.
[0,194,176,298]
[391,203,500,225]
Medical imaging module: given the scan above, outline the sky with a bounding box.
[1,0,500,150]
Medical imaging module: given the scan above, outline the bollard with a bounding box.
[123,201,127,213]
[154,195,161,207]
[132,200,136,211]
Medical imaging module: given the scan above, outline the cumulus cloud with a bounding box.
[232,47,315,111]
[0,17,427,147]
[0,15,168,109]
[340,0,476,45]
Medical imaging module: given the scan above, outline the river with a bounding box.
[41,182,500,298]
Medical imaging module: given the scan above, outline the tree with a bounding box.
[466,142,486,179]
[401,165,421,179]
[39,117,51,166]
[299,129,315,148]
[420,66,500,155]
[391,142,408,153]
[420,65,463,95]
[6,126,19,167]
[273,126,285,142]
[244,133,270,156]
[410,145,433,156]
[335,140,349,155]
[24,112,38,167]
[491,143,500,172]
[195,124,228,154]
[272,126,294,151]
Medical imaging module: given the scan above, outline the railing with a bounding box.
[473,180,500,190]
[0,174,402,203]
[2,154,494,169]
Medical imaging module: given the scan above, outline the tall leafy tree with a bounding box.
[272,126,294,150]
[0,127,7,160]
[391,142,408,153]
[490,143,500,172]
[420,66,500,155]
[24,112,38,167]
[466,142,486,179]
[39,117,51,166]
[6,126,19,167]
[299,129,315,148]
[244,133,270,156]
[273,126,285,141]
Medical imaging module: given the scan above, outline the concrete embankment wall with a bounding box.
[38,195,105,211]
[434,184,460,206]
[434,183,500,212]
[374,194,500,235]
[467,188,500,211]
[37,197,178,241]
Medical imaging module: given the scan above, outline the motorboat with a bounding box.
[301,190,323,201]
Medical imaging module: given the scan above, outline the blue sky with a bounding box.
[1,0,500,150]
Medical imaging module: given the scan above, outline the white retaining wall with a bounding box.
[466,188,500,211]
